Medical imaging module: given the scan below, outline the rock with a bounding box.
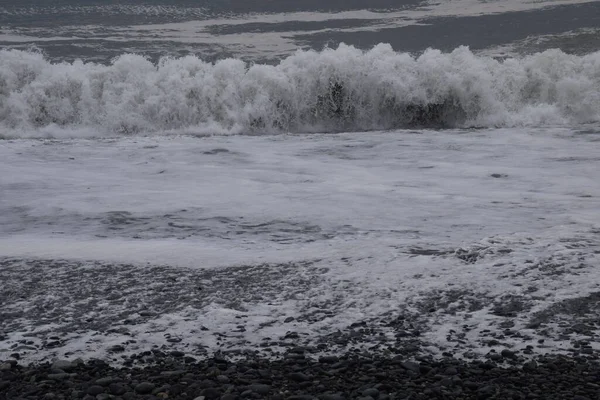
[47,373,70,380]
[221,395,237,400]
[51,360,75,371]
[500,349,517,359]
[160,370,186,376]
[109,383,128,395]
[287,396,314,400]
[201,387,221,399]
[109,345,125,353]
[400,361,420,374]
[95,377,114,386]
[321,395,345,400]
[97,394,112,400]
[216,375,230,384]
[362,388,379,398]
[0,363,11,371]
[477,385,497,398]
[523,361,537,371]
[284,317,295,323]
[134,382,155,394]
[249,384,271,395]
[170,350,185,357]
[87,385,105,396]
[318,356,339,364]
[287,372,309,382]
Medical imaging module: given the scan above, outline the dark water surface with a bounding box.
[1,0,599,62]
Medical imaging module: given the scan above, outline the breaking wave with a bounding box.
[1,44,600,137]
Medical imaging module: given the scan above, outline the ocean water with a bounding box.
[1,0,600,363]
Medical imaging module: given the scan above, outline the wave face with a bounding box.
[1,44,600,137]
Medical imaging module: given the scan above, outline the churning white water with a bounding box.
[1,44,600,138]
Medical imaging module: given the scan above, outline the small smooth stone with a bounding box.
[134,382,155,394]
[51,360,74,371]
[109,383,127,395]
[249,384,271,395]
[362,388,379,398]
[287,372,309,382]
[87,385,105,396]
[48,373,70,380]
[501,349,516,359]
[318,356,339,364]
[400,361,420,373]
[201,388,221,399]
[95,377,114,386]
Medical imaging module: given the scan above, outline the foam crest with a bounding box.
[1,44,599,137]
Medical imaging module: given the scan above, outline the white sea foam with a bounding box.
[1,45,600,137]
[1,130,600,362]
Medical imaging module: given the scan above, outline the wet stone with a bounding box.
[95,377,114,386]
[51,360,75,371]
[501,349,517,359]
[362,388,379,398]
[109,383,128,395]
[249,384,271,395]
[287,372,309,382]
[47,373,70,380]
[134,381,155,394]
[201,387,221,399]
[400,361,421,374]
[87,385,105,396]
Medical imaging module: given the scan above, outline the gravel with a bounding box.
[3,350,600,400]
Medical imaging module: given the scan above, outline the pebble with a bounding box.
[501,349,517,359]
[249,384,271,395]
[95,377,114,386]
[400,361,420,373]
[51,360,75,371]
[87,385,105,395]
[201,387,221,399]
[47,373,71,380]
[109,383,128,395]
[287,372,309,382]
[318,356,339,364]
[362,388,379,398]
[134,381,155,394]
[2,350,600,400]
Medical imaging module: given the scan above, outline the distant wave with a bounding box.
[1,44,599,138]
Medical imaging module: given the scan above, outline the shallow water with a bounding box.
[1,130,600,361]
